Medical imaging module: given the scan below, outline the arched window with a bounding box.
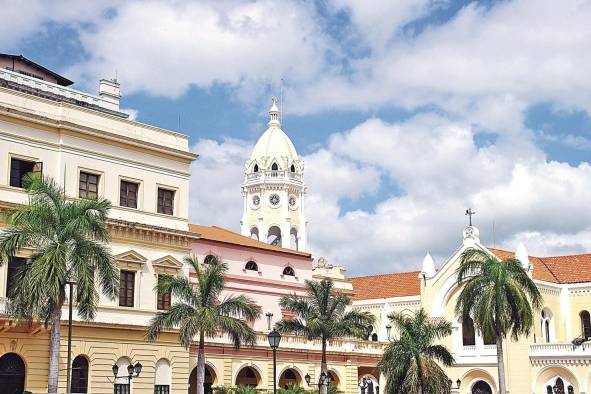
[290,228,298,250]
[245,261,258,271]
[71,355,89,393]
[282,266,295,276]
[235,366,260,387]
[250,227,259,241]
[462,317,476,346]
[271,163,279,171]
[581,310,591,339]
[541,308,553,343]
[154,359,171,394]
[114,357,132,394]
[267,226,282,246]
[483,330,496,345]
[471,381,492,394]
[371,333,378,342]
[290,164,296,172]
[253,164,259,173]
[555,378,565,393]
[203,255,216,265]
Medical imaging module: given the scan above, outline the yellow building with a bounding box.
[351,225,591,394]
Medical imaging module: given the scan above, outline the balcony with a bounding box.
[530,342,591,359]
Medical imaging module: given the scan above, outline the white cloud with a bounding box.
[120,108,139,120]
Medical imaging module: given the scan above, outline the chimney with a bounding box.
[99,78,121,111]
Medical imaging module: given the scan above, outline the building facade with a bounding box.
[351,225,591,394]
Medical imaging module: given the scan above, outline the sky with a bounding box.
[3,0,591,275]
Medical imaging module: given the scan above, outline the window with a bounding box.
[114,384,130,394]
[462,317,476,346]
[483,330,496,345]
[157,275,171,311]
[245,261,258,271]
[271,163,278,171]
[6,257,26,298]
[203,255,216,265]
[10,158,42,188]
[371,333,378,341]
[250,227,259,240]
[120,180,139,208]
[154,385,170,394]
[79,171,99,199]
[282,266,295,276]
[157,188,175,215]
[581,310,591,339]
[253,164,259,173]
[71,356,89,393]
[119,270,135,307]
[290,164,295,172]
[267,226,282,246]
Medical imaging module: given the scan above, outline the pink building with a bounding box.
[189,224,313,332]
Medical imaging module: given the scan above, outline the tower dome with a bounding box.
[241,97,307,251]
[249,97,299,166]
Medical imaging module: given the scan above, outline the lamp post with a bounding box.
[112,361,142,391]
[268,329,282,394]
[385,325,391,340]
[66,280,76,394]
[304,372,330,394]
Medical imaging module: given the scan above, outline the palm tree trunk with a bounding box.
[47,303,62,393]
[496,336,506,394]
[196,331,206,394]
[321,338,328,394]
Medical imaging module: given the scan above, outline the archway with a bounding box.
[71,355,89,393]
[471,380,492,394]
[327,371,340,389]
[290,228,298,250]
[358,373,379,394]
[0,353,25,394]
[235,366,261,387]
[279,368,302,388]
[534,365,580,394]
[268,226,282,246]
[189,365,217,394]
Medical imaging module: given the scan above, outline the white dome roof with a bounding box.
[249,97,299,164]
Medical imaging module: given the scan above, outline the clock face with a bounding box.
[289,195,296,207]
[269,193,280,206]
[252,195,260,206]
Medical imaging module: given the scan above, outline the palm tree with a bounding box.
[379,308,454,394]
[0,174,118,393]
[455,248,542,394]
[276,278,375,394]
[146,256,261,394]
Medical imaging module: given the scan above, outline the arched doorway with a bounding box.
[0,353,26,394]
[71,355,89,393]
[235,366,260,387]
[279,368,301,388]
[472,380,492,394]
[327,371,340,388]
[189,365,217,394]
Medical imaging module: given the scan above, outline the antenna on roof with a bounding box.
[280,77,284,126]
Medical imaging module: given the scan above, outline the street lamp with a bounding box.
[304,372,330,394]
[305,374,311,386]
[385,325,391,340]
[112,361,142,386]
[268,329,282,394]
[66,280,76,394]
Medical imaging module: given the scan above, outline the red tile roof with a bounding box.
[189,224,312,259]
[489,248,591,284]
[351,271,421,301]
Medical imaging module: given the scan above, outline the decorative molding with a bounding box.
[152,255,183,275]
[115,250,147,271]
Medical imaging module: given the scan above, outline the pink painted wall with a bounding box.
[191,239,313,332]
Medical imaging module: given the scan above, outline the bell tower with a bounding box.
[241,97,307,251]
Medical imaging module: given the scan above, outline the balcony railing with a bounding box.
[244,170,303,183]
[530,342,591,358]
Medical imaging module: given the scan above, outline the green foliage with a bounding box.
[455,247,543,341]
[0,174,117,323]
[232,385,259,394]
[145,255,262,348]
[276,278,375,342]
[279,384,308,394]
[212,386,233,394]
[379,308,454,394]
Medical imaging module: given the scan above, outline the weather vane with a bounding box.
[465,208,476,226]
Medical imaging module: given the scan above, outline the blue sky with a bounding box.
[3,0,591,274]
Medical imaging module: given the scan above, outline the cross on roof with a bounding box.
[465,208,476,226]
